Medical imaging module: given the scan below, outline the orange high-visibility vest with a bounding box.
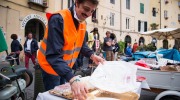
[37,9,86,76]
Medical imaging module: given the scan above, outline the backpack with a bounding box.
[113,43,120,53]
[19,44,23,51]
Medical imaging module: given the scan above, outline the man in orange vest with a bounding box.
[37,0,104,99]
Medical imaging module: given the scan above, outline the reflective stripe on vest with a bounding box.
[39,38,81,65]
[37,9,86,76]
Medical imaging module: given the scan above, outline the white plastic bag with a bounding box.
[90,61,138,93]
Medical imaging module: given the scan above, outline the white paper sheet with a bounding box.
[90,61,138,93]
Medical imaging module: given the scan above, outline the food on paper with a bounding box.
[49,83,73,99]
[49,77,96,99]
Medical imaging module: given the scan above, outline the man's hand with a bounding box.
[70,76,88,100]
[90,54,105,65]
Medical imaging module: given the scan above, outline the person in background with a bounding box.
[91,27,100,53]
[125,43,132,57]
[113,41,120,61]
[10,34,22,65]
[132,42,138,53]
[89,28,99,67]
[24,32,38,69]
[103,31,114,61]
[37,0,104,100]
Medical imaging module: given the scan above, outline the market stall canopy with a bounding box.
[0,28,8,52]
[140,28,180,40]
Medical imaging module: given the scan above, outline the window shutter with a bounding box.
[140,3,144,14]
[144,21,147,32]
[138,20,141,32]
[126,0,130,9]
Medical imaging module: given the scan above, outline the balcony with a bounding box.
[28,0,48,8]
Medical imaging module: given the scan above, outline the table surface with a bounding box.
[36,82,144,100]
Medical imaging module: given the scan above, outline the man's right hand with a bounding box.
[70,76,88,100]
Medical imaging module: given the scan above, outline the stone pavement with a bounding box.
[23,62,35,100]
[0,60,36,100]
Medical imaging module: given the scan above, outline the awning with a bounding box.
[140,28,180,40]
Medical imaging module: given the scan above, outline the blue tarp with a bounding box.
[158,49,180,61]
[133,49,180,61]
[133,51,156,60]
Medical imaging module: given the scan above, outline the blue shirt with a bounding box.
[126,46,132,56]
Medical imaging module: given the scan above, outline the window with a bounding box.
[163,39,168,49]
[138,20,147,32]
[126,18,130,29]
[30,0,43,5]
[126,0,130,9]
[28,0,48,7]
[110,13,115,26]
[152,8,156,17]
[110,0,115,4]
[178,14,180,21]
[92,10,98,23]
[140,3,144,14]
[68,0,74,8]
[164,10,168,19]
[178,1,180,7]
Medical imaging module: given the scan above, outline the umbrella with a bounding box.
[0,27,8,52]
[141,28,180,40]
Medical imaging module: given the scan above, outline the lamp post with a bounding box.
[152,38,157,47]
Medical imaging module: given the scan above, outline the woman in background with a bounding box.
[10,34,22,65]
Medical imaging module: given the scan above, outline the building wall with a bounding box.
[0,0,180,60]
[149,0,160,30]
[0,0,62,60]
[85,0,121,42]
[156,0,180,48]
[161,0,180,28]
[120,0,151,46]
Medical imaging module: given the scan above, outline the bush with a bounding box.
[118,41,125,54]
[146,43,157,51]
[137,43,156,51]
